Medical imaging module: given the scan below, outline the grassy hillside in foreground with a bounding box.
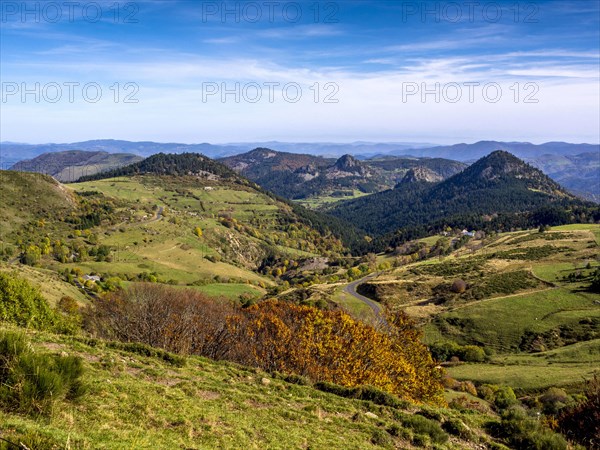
[0,325,512,450]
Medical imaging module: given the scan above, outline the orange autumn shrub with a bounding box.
[89,285,445,405]
[226,300,445,405]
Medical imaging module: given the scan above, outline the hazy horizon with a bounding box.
[2,138,599,147]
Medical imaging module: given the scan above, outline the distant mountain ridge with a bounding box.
[0,140,432,163]
[220,148,465,200]
[395,140,599,161]
[3,140,597,201]
[0,140,247,163]
[4,139,596,163]
[10,150,143,182]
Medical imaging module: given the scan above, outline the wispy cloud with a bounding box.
[256,24,345,39]
[1,0,598,143]
[202,37,240,44]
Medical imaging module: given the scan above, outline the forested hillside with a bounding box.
[328,151,599,247]
[220,148,466,203]
[78,152,239,181]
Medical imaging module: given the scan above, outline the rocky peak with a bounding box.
[400,167,443,184]
[249,148,278,159]
[333,154,361,171]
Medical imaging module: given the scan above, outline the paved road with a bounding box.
[149,206,164,222]
[73,278,99,300]
[343,272,387,326]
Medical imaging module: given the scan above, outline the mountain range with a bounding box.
[327,151,597,245]
[2,139,597,162]
[389,141,599,161]
[219,148,466,200]
[3,139,597,201]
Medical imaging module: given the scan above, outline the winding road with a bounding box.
[343,272,387,326]
[149,206,164,222]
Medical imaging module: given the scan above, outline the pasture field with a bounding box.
[296,190,370,209]
[448,339,600,390]
[429,287,599,351]
[448,360,599,391]
[362,224,600,392]
[553,223,600,244]
[64,175,343,289]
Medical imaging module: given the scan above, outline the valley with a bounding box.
[0,150,598,449]
[2,2,599,447]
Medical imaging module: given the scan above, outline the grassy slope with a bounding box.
[553,223,600,244]
[362,225,600,392]
[3,171,347,300]
[67,176,340,290]
[0,326,501,450]
[435,288,599,351]
[0,263,88,307]
[296,190,370,209]
[0,171,75,238]
[449,339,600,390]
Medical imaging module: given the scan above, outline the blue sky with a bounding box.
[1,0,599,144]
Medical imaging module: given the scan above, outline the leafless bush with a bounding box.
[86,283,236,357]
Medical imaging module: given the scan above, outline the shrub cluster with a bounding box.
[429,341,486,362]
[88,283,446,405]
[492,406,568,450]
[0,331,85,416]
[519,318,600,352]
[0,272,77,334]
[558,374,600,448]
[400,413,448,444]
[313,381,410,409]
[0,272,58,329]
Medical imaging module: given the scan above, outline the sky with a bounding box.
[1,0,599,144]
